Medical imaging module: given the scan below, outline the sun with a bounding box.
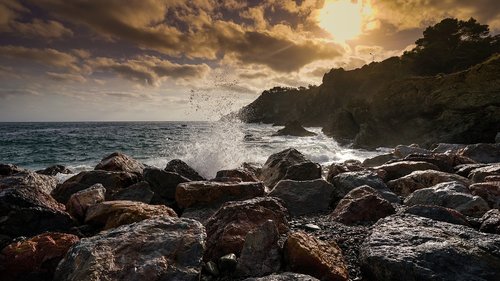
[318,0,370,42]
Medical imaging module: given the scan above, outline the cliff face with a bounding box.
[239,54,500,148]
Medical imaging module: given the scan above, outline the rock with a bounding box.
[360,213,500,281]
[362,154,396,167]
[401,153,474,172]
[283,162,321,182]
[479,209,500,234]
[54,217,205,281]
[205,197,289,261]
[387,170,471,197]
[454,163,490,177]
[404,181,490,217]
[219,253,238,273]
[176,181,265,209]
[243,273,320,281]
[0,164,25,177]
[66,184,106,220]
[485,175,500,181]
[143,167,189,202]
[203,261,219,276]
[36,165,73,176]
[236,220,281,277]
[469,163,500,182]
[0,232,79,281]
[469,181,500,208]
[496,132,500,143]
[94,152,144,175]
[260,148,316,188]
[0,171,58,195]
[0,187,75,242]
[431,143,467,154]
[330,170,399,205]
[458,143,500,163]
[165,159,205,181]
[303,224,321,231]
[181,205,221,224]
[52,170,139,204]
[269,179,333,216]
[393,145,431,158]
[273,121,317,137]
[110,181,154,203]
[330,186,395,225]
[403,204,470,226]
[326,161,365,182]
[216,169,259,182]
[85,200,177,230]
[284,231,349,281]
[375,161,439,181]
[242,162,263,179]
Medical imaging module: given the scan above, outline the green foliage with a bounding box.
[404,18,499,75]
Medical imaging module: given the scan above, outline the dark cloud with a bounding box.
[0,45,81,72]
[11,19,73,38]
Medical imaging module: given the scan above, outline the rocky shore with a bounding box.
[1,143,500,281]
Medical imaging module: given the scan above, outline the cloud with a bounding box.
[0,0,28,31]
[11,19,73,38]
[0,88,40,99]
[46,72,86,83]
[0,45,81,72]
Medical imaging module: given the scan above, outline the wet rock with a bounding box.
[165,159,205,181]
[0,232,79,281]
[303,223,320,231]
[326,161,365,182]
[387,170,471,197]
[242,162,263,179]
[243,272,320,281]
[54,217,205,281]
[0,187,75,243]
[143,167,189,202]
[403,204,470,226]
[400,153,470,172]
[236,220,281,277]
[269,179,333,216]
[479,209,500,234]
[0,164,25,177]
[284,231,349,281]
[485,175,500,181]
[393,144,431,158]
[375,161,439,181]
[52,170,139,204]
[330,170,399,205]
[362,153,396,167]
[469,181,500,208]
[66,183,106,220]
[404,181,490,217]
[176,181,265,209]
[360,213,500,281]
[36,165,74,176]
[203,261,219,276]
[273,121,317,137]
[216,169,259,182]
[110,181,154,203]
[205,197,289,261]
[330,185,395,225]
[469,163,500,182]
[458,143,500,163]
[219,253,238,273]
[454,163,490,177]
[0,171,58,195]
[85,200,177,230]
[260,148,317,188]
[95,152,144,175]
[431,143,467,154]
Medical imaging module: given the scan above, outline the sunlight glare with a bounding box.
[319,0,371,42]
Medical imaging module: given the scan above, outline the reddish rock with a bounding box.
[375,161,439,181]
[205,197,289,261]
[216,169,259,182]
[469,181,500,209]
[95,152,144,175]
[330,185,395,225]
[387,170,471,197]
[0,232,79,281]
[66,184,106,220]
[284,232,349,281]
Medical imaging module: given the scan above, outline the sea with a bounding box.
[0,121,388,179]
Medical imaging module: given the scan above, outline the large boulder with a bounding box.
[236,220,281,277]
[401,153,475,172]
[143,167,189,202]
[0,164,25,177]
[479,209,500,234]
[66,184,106,220]
[260,148,319,188]
[216,169,259,182]
[362,154,396,167]
[110,181,154,203]
[387,170,471,197]
[326,161,365,182]
[0,232,79,281]
[36,165,73,176]
[176,181,265,209]
[204,197,289,261]
[85,200,177,230]
[403,205,470,226]
[54,217,205,281]
[273,121,317,137]
[375,161,439,181]
[458,143,500,163]
[469,181,500,209]
[454,163,490,177]
[404,181,490,217]
[468,163,500,182]
[51,170,139,204]
[360,214,500,281]
[393,145,431,158]
[284,231,349,281]
[269,179,333,216]
[165,159,205,181]
[330,185,395,225]
[243,273,320,281]
[94,152,144,175]
[0,171,58,195]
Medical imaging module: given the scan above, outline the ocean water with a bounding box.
[0,121,387,178]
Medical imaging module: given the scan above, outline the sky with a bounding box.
[0,0,499,121]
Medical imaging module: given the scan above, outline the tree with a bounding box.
[404,18,498,75]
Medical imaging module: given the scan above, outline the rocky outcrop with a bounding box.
[0,232,79,281]
[85,200,177,230]
[360,214,500,281]
[94,152,144,175]
[272,121,316,137]
[387,170,471,197]
[165,159,205,181]
[54,217,205,281]
[204,197,289,261]
[0,171,57,195]
[404,181,490,217]
[0,164,25,177]
[269,179,334,216]
[66,184,106,220]
[469,181,500,208]
[143,167,189,203]
[36,165,73,176]
[403,205,470,226]
[284,231,349,281]
[458,143,500,163]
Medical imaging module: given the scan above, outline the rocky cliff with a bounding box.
[239,54,500,148]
